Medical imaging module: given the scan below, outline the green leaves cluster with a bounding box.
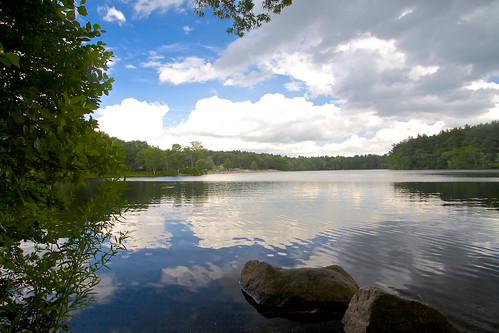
[1,0,127,330]
[386,122,499,170]
[194,0,292,37]
[117,140,211,175]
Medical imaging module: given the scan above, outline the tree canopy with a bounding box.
[194,0,293,36]
[1,0,127,330]
[386,122,499,170]
[115,123,498,175]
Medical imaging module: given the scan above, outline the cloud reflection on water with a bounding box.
[82,171,499,333]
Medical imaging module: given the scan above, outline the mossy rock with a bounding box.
[240,260,359,320]
[342,287,458,333]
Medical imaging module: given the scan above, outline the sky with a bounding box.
[86,0,499,157]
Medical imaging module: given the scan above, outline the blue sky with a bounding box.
[86,0,499,156]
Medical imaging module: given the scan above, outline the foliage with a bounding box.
[115,139,388,174]
[194,0,293,37]
[386,122,499,169]
[115,122,498,174]
[0,0,127,330]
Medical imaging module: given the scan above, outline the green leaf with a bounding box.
[77,6,88,16]
[0,52,20,68]
[70,94,85,105]
[67,10,76,21]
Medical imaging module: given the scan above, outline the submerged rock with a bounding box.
[240,260,359,320]
[342,286,458,333]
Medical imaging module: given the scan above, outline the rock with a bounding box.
[240,260,359,320]
[342,286,458,333]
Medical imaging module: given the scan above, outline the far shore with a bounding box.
[207,169,281,175]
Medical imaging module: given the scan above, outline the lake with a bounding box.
[70,170,499,332]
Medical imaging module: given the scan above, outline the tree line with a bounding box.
[114,139,388,175]
[386,121,498,169]
[115,121,498,175]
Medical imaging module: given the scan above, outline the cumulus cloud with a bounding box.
[150,0,499,121]
[134,0,186,18]
[96,98,169,143]
[157,57,219,84]
[99,0,498,156]
[98,6,126,25]
[96,95,446,157]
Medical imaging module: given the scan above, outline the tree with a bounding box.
[117,139,150,171]
[0,1,127,330]
[194,0,293,37]
[184,141,207,168]
[197,156,215,170]
[143,146,166,174]
[250,160,259,170]
[386,122,498,169]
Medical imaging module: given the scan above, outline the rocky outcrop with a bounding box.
[239,260,359,319]
[342,286,458,333]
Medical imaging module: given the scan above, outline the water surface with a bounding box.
[71,170,499,332]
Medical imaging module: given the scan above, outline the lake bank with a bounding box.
[207,169,281,175]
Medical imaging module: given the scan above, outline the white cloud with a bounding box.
[335,35,406,72]
[374,120,445,146]
[96,98,169,143]
[284,80,305,92]
[172,94,377,145]
[149,0,499,121]
[467,80,499,91]
[182,25,193,34]
[98,6,126,25]
[398,8,414,19]
[134,0,186,18]
[98,0,499,156]
[157,57,219,84]
[408,65,439,81]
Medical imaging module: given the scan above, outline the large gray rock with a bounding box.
[240,260,359,319]
[342,286,458,333]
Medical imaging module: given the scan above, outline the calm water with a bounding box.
[70,170,499,332]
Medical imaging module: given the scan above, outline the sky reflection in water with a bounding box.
[70,170,499,332]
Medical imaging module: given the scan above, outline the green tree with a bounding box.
[197,156,215,170]
[250,160,259,170]
[143,146,166,174]
[223,158,234,170]
[117,140,150,171]
[194,0,292,37]
[0,1,127,330]
[387,122,498,170]
[184,141,207,168]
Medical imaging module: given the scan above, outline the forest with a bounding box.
[386,121,498,169]
[115,121,498,175]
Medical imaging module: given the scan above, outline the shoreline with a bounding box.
[207,169,280,175]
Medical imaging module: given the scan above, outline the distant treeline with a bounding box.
[113,122,498,175]
[386,121,498,169]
